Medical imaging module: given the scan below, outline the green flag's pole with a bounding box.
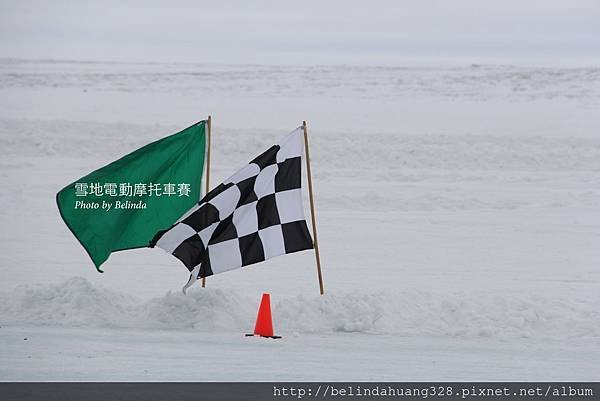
[302,121,324,295]
[202,115,212,288]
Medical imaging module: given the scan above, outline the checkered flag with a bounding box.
[150,127,313,292]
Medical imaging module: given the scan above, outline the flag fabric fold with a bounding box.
[151,127,313,291]
[56,121,207,271]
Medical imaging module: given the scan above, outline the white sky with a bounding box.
[1,0,599,65]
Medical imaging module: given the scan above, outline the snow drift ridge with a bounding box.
[1,277,598,340]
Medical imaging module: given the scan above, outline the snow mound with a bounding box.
[277,292,600,339]
[1,278,598,339]
[0,278,253,330]
[0,277,138,327]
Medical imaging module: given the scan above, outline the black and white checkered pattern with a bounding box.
[150,127,313,290]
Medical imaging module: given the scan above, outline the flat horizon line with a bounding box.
[2,56,599,70]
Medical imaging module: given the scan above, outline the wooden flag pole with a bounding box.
[202,115,212,288]
[302,121,325,295]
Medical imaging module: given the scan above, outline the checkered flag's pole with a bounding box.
[302,121,325,295]
[201,115,212,288]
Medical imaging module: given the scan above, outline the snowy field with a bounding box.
[0,59,599,381]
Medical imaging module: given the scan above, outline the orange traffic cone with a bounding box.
[245,293,281,339]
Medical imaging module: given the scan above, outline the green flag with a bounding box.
[56,121,207,272]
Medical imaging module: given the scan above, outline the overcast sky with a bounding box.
[1,0,599,65]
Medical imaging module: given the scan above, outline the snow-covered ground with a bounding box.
[0,59,599,381]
